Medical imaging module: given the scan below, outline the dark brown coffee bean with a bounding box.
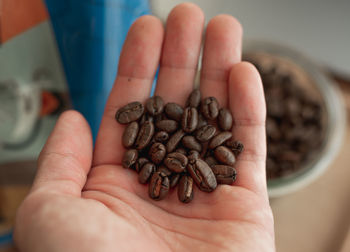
[187,158,217,192]
[157,165,172,177]
[188,150,200,161]
[145,96,164,116]
[138,162,155,184]
[164,103,184,122]
[175,148,187,155]
[182,136,202,152]
[115,102,144,124]
[195,125,216,142]
[226,140,244,156]
[135,121,155,150]
[149,171,170,201]
[139,113,153,125]
[149,142,166,164]
[135,157,149,172]
[178,175,194,203]
[155,120,178,133]
[201,97,219,120]
[209,131,232,149]
[218,108,233,131]
[204,156,218,167]
[122,121,139,148]
[170,173,181,188]
[200,141,209,159]
[164,152,188,173]
[166,129,185,153]
[214,146,236,166]
[186,88,201,108]
[211,165,237,184]
[196,114,208,129]
[182,107,198,133]
[153,131,169,143]
[122,149,138,169]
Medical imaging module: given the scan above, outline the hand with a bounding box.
[14,3,274,252]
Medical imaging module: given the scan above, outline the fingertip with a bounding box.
[119,14,164,78]
[39,109,93,167]
[230,61,260,82]
[58,110,90,128]
[206,14,243,38]
[169,2,205,23]
[131,14,164,34]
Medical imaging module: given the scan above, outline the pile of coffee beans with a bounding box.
[115,89,243,203]
[250,58,324,179]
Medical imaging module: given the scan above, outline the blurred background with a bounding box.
[0,0,349,251]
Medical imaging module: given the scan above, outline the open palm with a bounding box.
[14,3,274,252]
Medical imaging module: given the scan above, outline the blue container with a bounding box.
[0,230,12,247]
[45,0,151,140]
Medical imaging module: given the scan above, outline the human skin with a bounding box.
[14,3,275,252]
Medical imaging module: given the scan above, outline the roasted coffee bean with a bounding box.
[165,103,184,122]
[209,132,232,149]
[226,140,244,156]
[188,150,200,160]
[153,131,169,143]
[138,162,155,184]
[178,175,194,203]
[204,156,218,167]
[211,165,237,184]
[196,114,208,129]
[135,157,149,172]
[182,136,202,152]
[115,102,144,124]
[200,141,209,159]
[149,171,170,201]
[201,97,219,120]
[122,121,139,148]
[156,120,178,133]
[115,91,244,203]
[195,125,216,142]
[139,113,153,125]
[214,146,236,166]
[122,149,138,169]
[145,96,164,116]
[187,158,217,192]
[164,152,188,173]
[218,108,233,131]
[175,148,187,155]
[182,107,198,133]
[166,129,185,153]
[157,165,172,177]
[135,121,155,150]
[149,142,166,164]
[186,88,201,108]
[170,173,181,188]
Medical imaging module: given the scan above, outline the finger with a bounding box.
[228,62,268,198]
[155,3,204,105]
[93,15,164,166]
[200,15,242,107]
[32,110,93,197]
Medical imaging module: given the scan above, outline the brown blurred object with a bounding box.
[0,162,34,252]
[271,71,350,252]
[0,0,48,43]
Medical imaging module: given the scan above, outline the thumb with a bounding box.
[32,110,93,197]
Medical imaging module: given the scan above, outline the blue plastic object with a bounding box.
[45,0,151,140]
[0,230,12,247]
